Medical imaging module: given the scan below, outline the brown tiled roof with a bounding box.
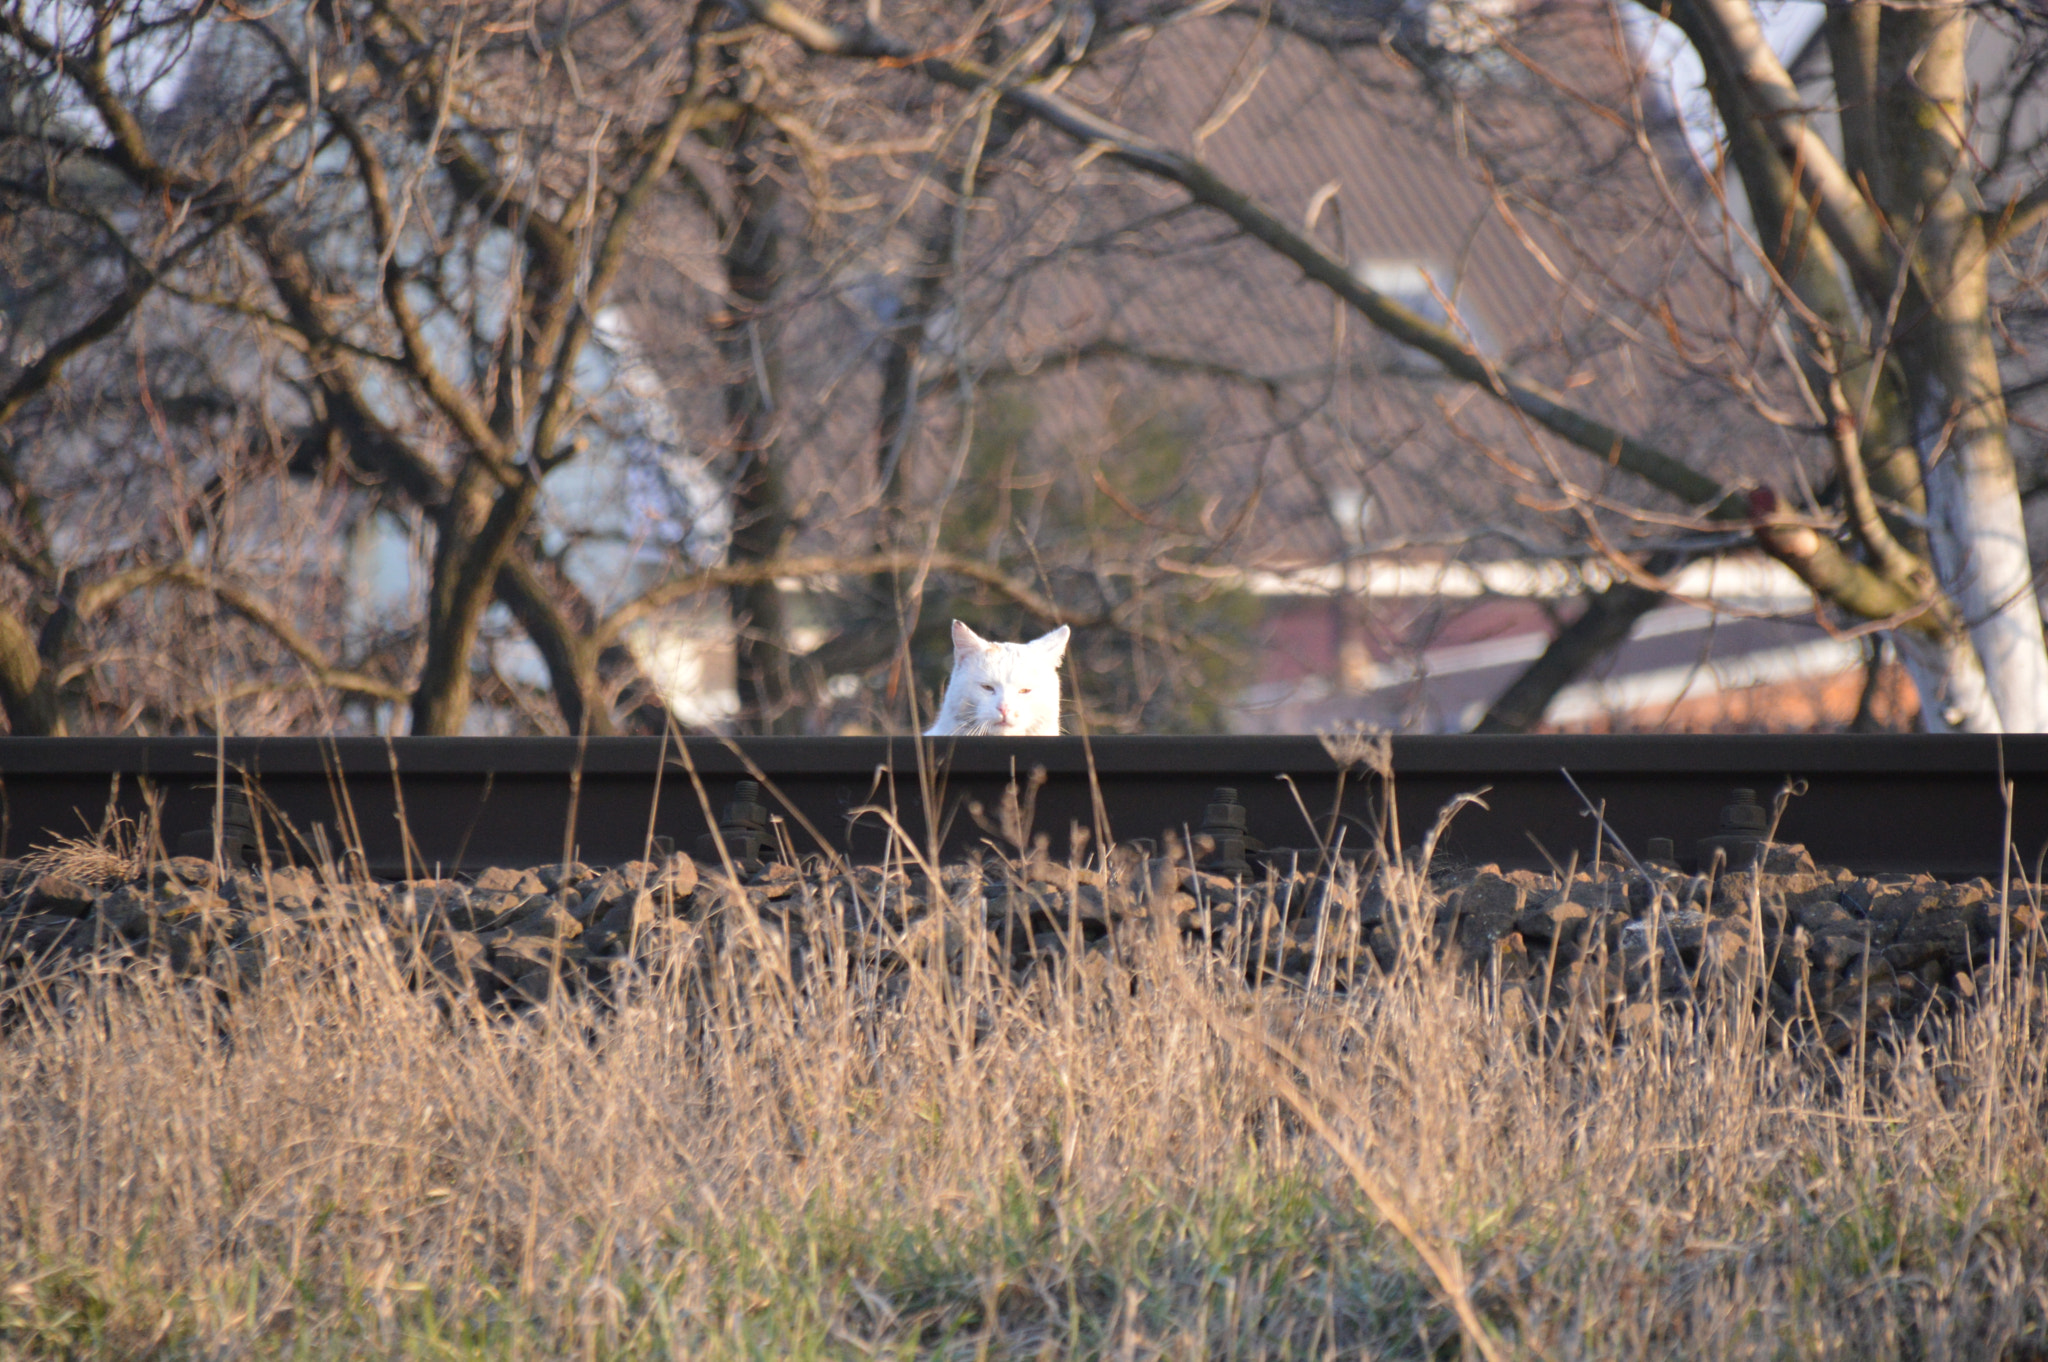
[974,0,1801,553]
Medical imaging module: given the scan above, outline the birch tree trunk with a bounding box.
[1663,0,2045,730]
[1881,3,2048,731]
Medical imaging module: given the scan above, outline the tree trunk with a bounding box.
[410,471,492,735]
[1881,3,2048,731]
[495,555,612,736]
[1687,0,2028,731]
[1472,556,1676,733]
[0,607,62,735]
[1890,625,1999,732]
[411,470,545,735]
[720,125,800,734]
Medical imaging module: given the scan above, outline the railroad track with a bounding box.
[0,735,2043,879]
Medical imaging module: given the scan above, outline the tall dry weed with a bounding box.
[1,850,2044,1358]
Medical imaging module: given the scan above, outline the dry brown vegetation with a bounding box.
[3,826,2047,1359]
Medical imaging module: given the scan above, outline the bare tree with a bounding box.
[11,0,2047,736]
[4,0,711,731]
[723,0,2048,732]
[3,0,1246,734]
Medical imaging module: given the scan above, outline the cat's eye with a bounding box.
[981,683,996,692]
[1018,688,1032,694]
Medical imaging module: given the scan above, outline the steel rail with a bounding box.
[0,735,2042,879]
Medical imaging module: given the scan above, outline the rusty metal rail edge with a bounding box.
[0,734,2042,879]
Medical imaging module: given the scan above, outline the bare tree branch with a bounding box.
[76,565,410,703]
[596,551,1184,653]
[0,269,154,431]
[736,0,1734,510]
[1668,0,1905,303]
[731,0,1943,641]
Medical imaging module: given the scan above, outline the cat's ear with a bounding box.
[1032,624,1071,659]
[951,619,990,654]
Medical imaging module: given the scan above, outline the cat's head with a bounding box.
[944,620,1070,736]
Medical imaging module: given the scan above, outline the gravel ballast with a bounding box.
[3,837,2044,1053]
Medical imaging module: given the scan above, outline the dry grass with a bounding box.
[15,818,151,889]
[2,848,2046,1360]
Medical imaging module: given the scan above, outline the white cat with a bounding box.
[925,620,1070,736]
